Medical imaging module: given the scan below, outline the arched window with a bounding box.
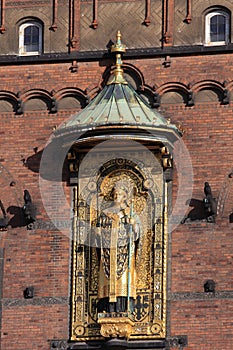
[205,10,230,46]
[19,21,43,55]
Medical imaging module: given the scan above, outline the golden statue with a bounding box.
[94,179,141,316]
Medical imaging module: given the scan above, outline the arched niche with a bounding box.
[0,99,15,112]
[57,96,83,110]
[160,90,187,105]
[23,97,48,111]
[70,141,169,342]
[195,88,221,103]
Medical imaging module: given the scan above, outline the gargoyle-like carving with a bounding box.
[203,182,217,222]
[181,182,217,224]
[22,190,36,229]
[204,280,215,293]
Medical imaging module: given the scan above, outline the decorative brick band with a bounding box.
[169,291,233,301]
[2,296,69,308]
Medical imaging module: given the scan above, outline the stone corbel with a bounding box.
[152,92,161,108]
[222,88,230,105]
[15,98,24,115]
[70,60,78,73]
[166,335,188,348]
[50,97,58,113]
[163,55,171,68]
[186,90,194,107]
[50,340,68,350]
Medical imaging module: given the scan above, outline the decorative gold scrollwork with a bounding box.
[98,316,134,339]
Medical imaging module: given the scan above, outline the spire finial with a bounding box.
[107,31,128,85]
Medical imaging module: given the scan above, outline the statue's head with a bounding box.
[113,187,128,204]
[112,180,134,205]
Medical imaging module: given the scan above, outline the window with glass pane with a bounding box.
[24,25,39,52]
[210,15,226,42]
[205,10,230,46]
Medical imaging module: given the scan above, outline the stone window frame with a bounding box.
[19,20,43,56]
[205,9,230,46]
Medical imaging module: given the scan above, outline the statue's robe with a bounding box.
[96,206,140,312]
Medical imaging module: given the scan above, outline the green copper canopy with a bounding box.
[55,31,182,145]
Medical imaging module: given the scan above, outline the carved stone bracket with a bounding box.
[166,336,188,348]
[98,315,134,339]
[186,90,194,107]
[50,340,68,350]
[222,88,230,105]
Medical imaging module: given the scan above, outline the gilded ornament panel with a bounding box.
[71,154,168,341]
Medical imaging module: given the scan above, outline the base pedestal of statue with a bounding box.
[68,312,166,349]
[68,339,166,350]
[97,312,134,339]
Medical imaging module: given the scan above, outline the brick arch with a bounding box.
[156,83,190,106]
[192,81,224,104]
[203,5,230,15]
[22,89,52,112]
[191,80,224,93]
[0,91,18,113]
[122,63,145,90]
[54,88,89,109]
[136,84,161,108]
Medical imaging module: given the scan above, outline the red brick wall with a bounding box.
[0,51,233,349]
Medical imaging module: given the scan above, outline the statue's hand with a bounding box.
[107,212,119,224]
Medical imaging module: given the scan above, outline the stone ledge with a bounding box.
[169,291,233,301]
[2,296,69,308]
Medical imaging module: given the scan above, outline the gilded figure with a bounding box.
[93,180,142,315]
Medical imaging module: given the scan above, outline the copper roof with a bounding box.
[55,31,182,145]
